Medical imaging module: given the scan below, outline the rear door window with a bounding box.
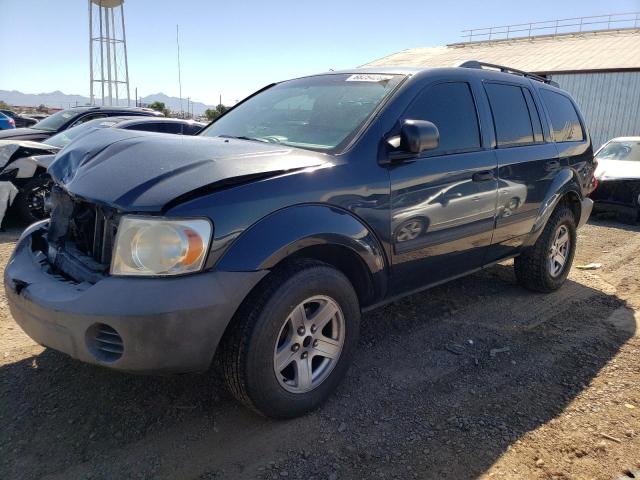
[73,113,108,126]
[485,83,534,147]
[540,90,585,142]
[123,122,163,132]
[183,123,203,135]
[159,123,185,134]
[404,82,481,155]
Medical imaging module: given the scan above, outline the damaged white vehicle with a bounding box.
[591,137,640,222]
[0,116,205,222]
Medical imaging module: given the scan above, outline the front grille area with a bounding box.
[86,323,124,362]
[68,200,118,265]
[591,180,639,206]
[47,186,119,282]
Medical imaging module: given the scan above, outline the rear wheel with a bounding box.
[514,204,576,292]
[219,259,360,418]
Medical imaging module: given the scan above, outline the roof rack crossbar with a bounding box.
[456,60,559,87]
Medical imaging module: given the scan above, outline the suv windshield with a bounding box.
[200,73,404,151]
[44,118,118,148]
[32,109,86,132]
[597,140,640,162]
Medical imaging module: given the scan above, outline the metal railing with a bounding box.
[460,12,640,43]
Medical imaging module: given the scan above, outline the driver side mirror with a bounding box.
[383,119,440,163]
[401,119,439,154]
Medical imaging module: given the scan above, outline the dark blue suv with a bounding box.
[5,63,595,418]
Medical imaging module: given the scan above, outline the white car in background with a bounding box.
[591,137,640,222]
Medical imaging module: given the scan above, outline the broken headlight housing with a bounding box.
[110,216,212,276]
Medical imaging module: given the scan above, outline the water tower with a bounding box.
[88,0,130,106]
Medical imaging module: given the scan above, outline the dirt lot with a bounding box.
[0,216,638,480]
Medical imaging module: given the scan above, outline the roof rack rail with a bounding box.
[456,60,559,87]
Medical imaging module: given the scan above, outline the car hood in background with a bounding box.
[32,153,58,170]
[595,159,640,181]
[0,139,59,169]
[50,128,332,211]
[0,127,52,141]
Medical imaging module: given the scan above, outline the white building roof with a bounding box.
[363,29,640,74]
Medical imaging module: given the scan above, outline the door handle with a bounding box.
[472,171,495,182]
[545,160,561,172]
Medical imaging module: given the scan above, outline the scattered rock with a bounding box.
[445,343,465,355]
[490,347,510,357]
[595,441,607,452]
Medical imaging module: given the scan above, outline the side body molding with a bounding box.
[215,204,388,301]
[523,168,584,247]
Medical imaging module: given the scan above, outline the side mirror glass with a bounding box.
[400,119,439,154]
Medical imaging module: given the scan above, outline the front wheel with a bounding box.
[514,204,577,292]
[14,176,53,223]
[219,260,360,418]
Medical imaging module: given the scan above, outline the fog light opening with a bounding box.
[86,323,124,362]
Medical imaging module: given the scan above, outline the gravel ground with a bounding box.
[0,216,638,480]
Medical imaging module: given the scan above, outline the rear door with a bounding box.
[389,80,498,294]
[538,88,592,191]
[483,81,560,262]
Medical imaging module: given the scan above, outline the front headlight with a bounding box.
[111,216,212,276]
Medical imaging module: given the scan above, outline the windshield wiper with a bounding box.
[217,134,270,144]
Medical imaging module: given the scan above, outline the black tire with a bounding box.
[13,176,52,224]
[219,259,360,418]
[514,204,577,293]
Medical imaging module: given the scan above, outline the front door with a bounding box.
[389,81,498,294]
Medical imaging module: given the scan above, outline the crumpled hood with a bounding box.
[0,139,59,169]
[595,159,640,180]
[50,128,331,211]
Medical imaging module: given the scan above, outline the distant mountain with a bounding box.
[139,93,212,116]
[0,89,216,116]
[0,90,93,110]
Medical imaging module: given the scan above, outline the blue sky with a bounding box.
[1,0,639,105]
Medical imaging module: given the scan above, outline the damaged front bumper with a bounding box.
[591,179,640,218]
[4,222,267,373]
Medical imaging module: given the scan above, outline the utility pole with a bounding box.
[176,24,183,116]
[135,87,137,107]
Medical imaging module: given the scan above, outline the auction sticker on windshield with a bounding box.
[346,74,395,82]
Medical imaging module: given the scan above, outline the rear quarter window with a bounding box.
[540,90,585,142]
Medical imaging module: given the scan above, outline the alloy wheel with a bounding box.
[549,224,570,277]
[273,295,345,393]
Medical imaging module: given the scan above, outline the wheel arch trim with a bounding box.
[524,169,583,246]
[215,204,388,303]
